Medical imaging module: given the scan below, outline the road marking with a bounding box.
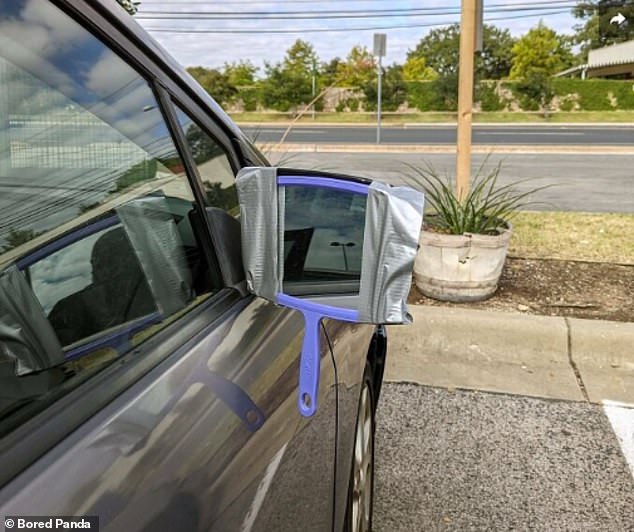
[290,130,330,134]
[603,400,634,479]
[479,132,585,136]
[244,128,286,134]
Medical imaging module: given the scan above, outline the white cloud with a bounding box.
[30,230,103,314]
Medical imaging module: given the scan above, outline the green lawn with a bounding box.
[509,211,634,265]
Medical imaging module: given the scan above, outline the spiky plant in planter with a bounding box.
[406,160,548,302]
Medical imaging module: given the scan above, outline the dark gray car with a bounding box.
[0,2,423,531]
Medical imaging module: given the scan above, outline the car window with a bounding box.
[174,104,239,216]
[0,0,220,435]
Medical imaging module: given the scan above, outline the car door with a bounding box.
[0,2,343,530]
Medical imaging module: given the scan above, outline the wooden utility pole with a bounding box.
[456,0,477,201]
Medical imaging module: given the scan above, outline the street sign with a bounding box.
[373,33,386,57]
[373,34,387,143]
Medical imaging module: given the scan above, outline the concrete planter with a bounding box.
[413,223,512,302]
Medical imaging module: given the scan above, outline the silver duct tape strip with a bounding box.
[358,182,424,324]
[0,265,65,375]
[236,167,281,301]
[117,196,193,317]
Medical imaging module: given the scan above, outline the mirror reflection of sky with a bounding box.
[0,0,179,250]
[284,187,365,274]
[29,229,107,315]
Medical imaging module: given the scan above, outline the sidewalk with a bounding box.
[386,306,634,404]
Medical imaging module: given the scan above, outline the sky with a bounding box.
[135,1,581,71]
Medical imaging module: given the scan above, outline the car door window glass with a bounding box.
[0,0,219,435]
[174,105,239,215]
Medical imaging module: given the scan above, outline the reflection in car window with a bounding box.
[0,0,219,435]
[283,185,365,287]
[174,104,239,215]
[28,222,122,315]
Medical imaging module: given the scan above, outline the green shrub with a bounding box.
[552,79,634,111]
[406,81,443,110]
[406,78,457,111]
[552,79,612,110]
[476,82,505,111]
[558,96,577,112]
[500,79,634,111]
[237,87,259,112]
[514,72,554,111]
[335,97,361,112]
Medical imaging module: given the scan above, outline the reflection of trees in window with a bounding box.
[114,159,157,192]
[1,227,42,252]
[185,124,225,165]
[204,181,238,214]
[181,122,238,213]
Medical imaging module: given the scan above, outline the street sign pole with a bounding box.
[377,55,382,143]
[373,33,386,144]
[311,58,316,121]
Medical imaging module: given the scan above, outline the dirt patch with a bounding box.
[409,258,634,323]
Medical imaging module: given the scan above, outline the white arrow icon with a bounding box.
[610,12,626,25]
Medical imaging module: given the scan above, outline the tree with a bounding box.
[319,57,343,86]
[402,55,438,82]
[260,40,319,111]
[362,64,407,112]
[223,61,259,110]
[223,61,257,88]
[510,22,574,79]
[478,25,516,80]
[2,228,40,252]
[574,0,634,57]
[187,67,237,106]
[408,24,516,80]
[116,0,139,15]
[409,25,460,77]
[336,46,376,89]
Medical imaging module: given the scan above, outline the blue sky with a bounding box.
[135,1,580,71]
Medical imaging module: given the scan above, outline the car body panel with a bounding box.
[0,294,374,530]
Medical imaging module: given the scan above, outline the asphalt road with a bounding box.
[242,124,634,146]
[374,384,634,531]
[268,152,634,213]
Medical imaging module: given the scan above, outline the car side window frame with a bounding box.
[152,84,228,291]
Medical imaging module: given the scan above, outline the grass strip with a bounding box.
[509,211,634,264]
[231,111,634,125]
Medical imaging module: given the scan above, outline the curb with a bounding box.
[385,306,634,404]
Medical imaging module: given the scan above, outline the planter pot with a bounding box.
[413,223,512,302]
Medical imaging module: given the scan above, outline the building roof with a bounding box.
[555,40,634,77]
[588,40,634,68]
